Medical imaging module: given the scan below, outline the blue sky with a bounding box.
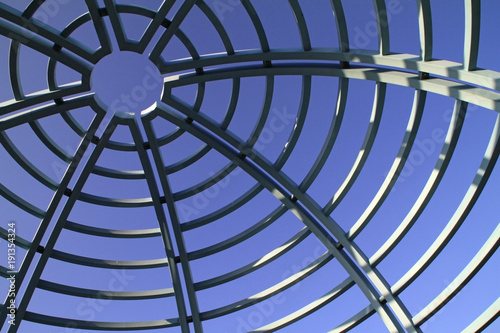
[0,1,499,332]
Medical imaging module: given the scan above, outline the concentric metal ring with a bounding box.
[0,1,499,332]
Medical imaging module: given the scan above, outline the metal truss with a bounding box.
[0,0,498,332]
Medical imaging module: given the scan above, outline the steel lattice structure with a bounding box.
[0,0,499,332]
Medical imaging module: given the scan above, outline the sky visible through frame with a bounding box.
[0,0,499,332]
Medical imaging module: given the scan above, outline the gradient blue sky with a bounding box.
[0,1,499,332]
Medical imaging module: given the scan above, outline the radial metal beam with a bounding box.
[142,112,204,332]
[0,3,100,63]
[103,0,135,51]
[330,0,349,53]
[0,101,107,330]
[0,20,92,76]
[160,85,419,330]
[136,0,177,54]
[85,0,113,55]
[0,1,499,331]
[464,0,481,71]
[4,112,113,333]
[127,114,192,332]
[372,0,390,55]
[149,0,198,62]
[143,103,410,332]
[417,0,433,61]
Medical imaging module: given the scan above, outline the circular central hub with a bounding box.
[91,52,163,114]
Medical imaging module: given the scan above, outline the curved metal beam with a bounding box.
[162,63,500,112]
[149,0,198,62]
[0,106,107,330]
[142,113,204,332]
[413,223,500,326]
[38,279,174,300]
[372,0,390,55]
[159,86,419,330]
[0,1,498,331]
[346,88,425,239]
[462,297,500,333]
[392,113,500,295]
[143,103,410,332]
[370,99,467,266]
[158,49,500,93]
[324,82,385,215]
[23,312,181,331]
